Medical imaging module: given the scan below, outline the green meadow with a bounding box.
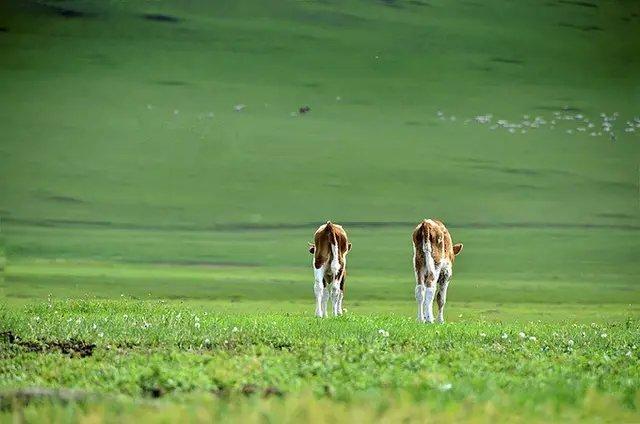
[0,0,639,422]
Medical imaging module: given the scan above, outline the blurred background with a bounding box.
[0,0,638,317]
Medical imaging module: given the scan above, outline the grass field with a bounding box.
[0,0,639,422]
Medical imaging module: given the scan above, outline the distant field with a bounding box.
[0,0,638,421]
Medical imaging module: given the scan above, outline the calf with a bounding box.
[308,221,351,317]
[412,219,463,323]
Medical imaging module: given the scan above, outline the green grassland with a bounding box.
[0,0,639,422]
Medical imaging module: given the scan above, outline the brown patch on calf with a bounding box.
[412,218,463,284]
[309,221,351,287]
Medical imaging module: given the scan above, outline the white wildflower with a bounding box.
[480,333,487,337]
[600,333,607,338]
[501,333,508,340]
[232,327,239,333]
[378,329,389,337]
[529,336,537,342]
[518,332,526,339]
[440,383,452,391]
[567,340,574,346]
[195,322,201,329]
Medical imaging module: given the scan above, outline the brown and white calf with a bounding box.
[412,219,463,323]
[308,221,351,317]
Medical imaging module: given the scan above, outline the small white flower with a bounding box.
[518,332,526,339]
[378,329,389,337]
[232,327,239,333]
[626,351,632,357]
[98,332,104,338]
[343,308,348,313]
[440,383,452,391]
[195,322,201,329]
[480,333,486,337]
[204,338,211,345]
[501,333,508,340]
[93,324,97,330]
[600,333,607,338]
[234,104,246,112]
[458,314,463,318]
[529,336,537,342]
[567,340,574,346]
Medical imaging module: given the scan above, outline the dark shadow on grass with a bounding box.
[142,13,181,23]
[558,0,598,8]
[5,217,639,232]
[491,57,524,65]
[558,22,603,32]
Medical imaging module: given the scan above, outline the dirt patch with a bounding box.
[1,331,95,358]
[0,388,94,410]
[239,384,283,398]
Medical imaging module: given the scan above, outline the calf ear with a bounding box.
[453,243,463,255]
[308,243,315,254]
[347,242,352,252]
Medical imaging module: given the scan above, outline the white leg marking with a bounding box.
[321,285,330,318]
[313,264,326,318]
[336,290,344,315]
[331,280,341,316]
[424,285,436,323]
[415,284,426,322]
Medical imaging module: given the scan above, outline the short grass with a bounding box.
[1,300,639,423]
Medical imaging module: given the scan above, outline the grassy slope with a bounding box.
[0,1,639,421]
[0,0,638,227]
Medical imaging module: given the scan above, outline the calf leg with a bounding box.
[331,280,341,316]
[415,269,427,322]
[436,281,449,323]
[313,264,326,318]
[436,266,452,323]
[321,281,330,318]
[423,282,436,323]
[336,290,344,315]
